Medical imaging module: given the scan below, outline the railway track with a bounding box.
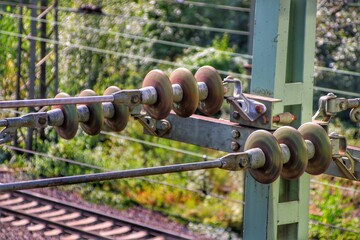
[0,190,193,240]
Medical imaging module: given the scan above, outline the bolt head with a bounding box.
[131,95,140,104]
[231,130,240,139]
[230,141,240,151]
[160,120,170,130]
[240,158,248,168]
[232,111,240,120]
[38,117,47,125]
[255,105,263,113]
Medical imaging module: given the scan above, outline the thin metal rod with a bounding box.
[0,95,114,109]
[0,160,222,192]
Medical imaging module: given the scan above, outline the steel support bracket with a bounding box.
[224,76,267,122]
[137,115,171,137]
[230,93,282,130]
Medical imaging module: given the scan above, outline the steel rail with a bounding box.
[8,190,194,239]
[0,206,114,239]
[0,95,114,109]
[0,159,225,192]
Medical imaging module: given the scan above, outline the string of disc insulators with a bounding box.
[243,123,332,183]
[0,66,224,139]
[0,65,335,183]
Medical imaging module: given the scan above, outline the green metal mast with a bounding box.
[243,0,317,239]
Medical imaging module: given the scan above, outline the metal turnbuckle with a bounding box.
[223,76,267,122]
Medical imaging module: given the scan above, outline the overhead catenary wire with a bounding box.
[313,86,360,97]
[310,179,360,194]
[2,145,243,204]
[0,30,252,80]
[0,1,250,36]
[57,6,250,36]
[309,219,360,234]
[0,10,252,60]
[101,131,217,160]
[315,66,360,78]
[156,0,251,12]
[2,3,360,78]
[3,1,360,79]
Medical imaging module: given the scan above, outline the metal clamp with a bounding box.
[329,132,358,180]
[136,115,171,137]
[219,152,249,171]
[224,76,267,122]
[0,112,48,144]
[313,93,360,123]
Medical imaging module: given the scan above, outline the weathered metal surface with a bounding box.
[153,113,258,152]
[230,93,281,130]
[243,0,317,239]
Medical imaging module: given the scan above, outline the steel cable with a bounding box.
[156,0,251,12]
[0,1,250,36]
[1,145,244,204]
[0,10,252,60]
[0,30,252,80]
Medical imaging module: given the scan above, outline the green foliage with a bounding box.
[309,176,360,239]
[0,0,359,238]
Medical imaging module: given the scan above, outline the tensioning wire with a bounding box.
[2,145,244,204]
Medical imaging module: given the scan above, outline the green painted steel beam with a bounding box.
[243,0,317,239]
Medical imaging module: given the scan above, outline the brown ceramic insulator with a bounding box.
[298,122,332,175]
[170,68,199,117]
[52,93,79,139]
[194,66,224,116]
[103,86,129,132]
[274,126,308,180]
[142,70,173,120]
[79,89,104,135]
[244,130,283,184]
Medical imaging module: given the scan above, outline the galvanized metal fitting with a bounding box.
[231,130,240,139]
[230,141,240,151]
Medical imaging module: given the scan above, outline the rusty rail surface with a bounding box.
[0,190,194,240]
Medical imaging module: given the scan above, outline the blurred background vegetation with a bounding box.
[0,0,359,239]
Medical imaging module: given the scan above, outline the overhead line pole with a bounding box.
[26,0,38,153]
[14,0,24,148]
